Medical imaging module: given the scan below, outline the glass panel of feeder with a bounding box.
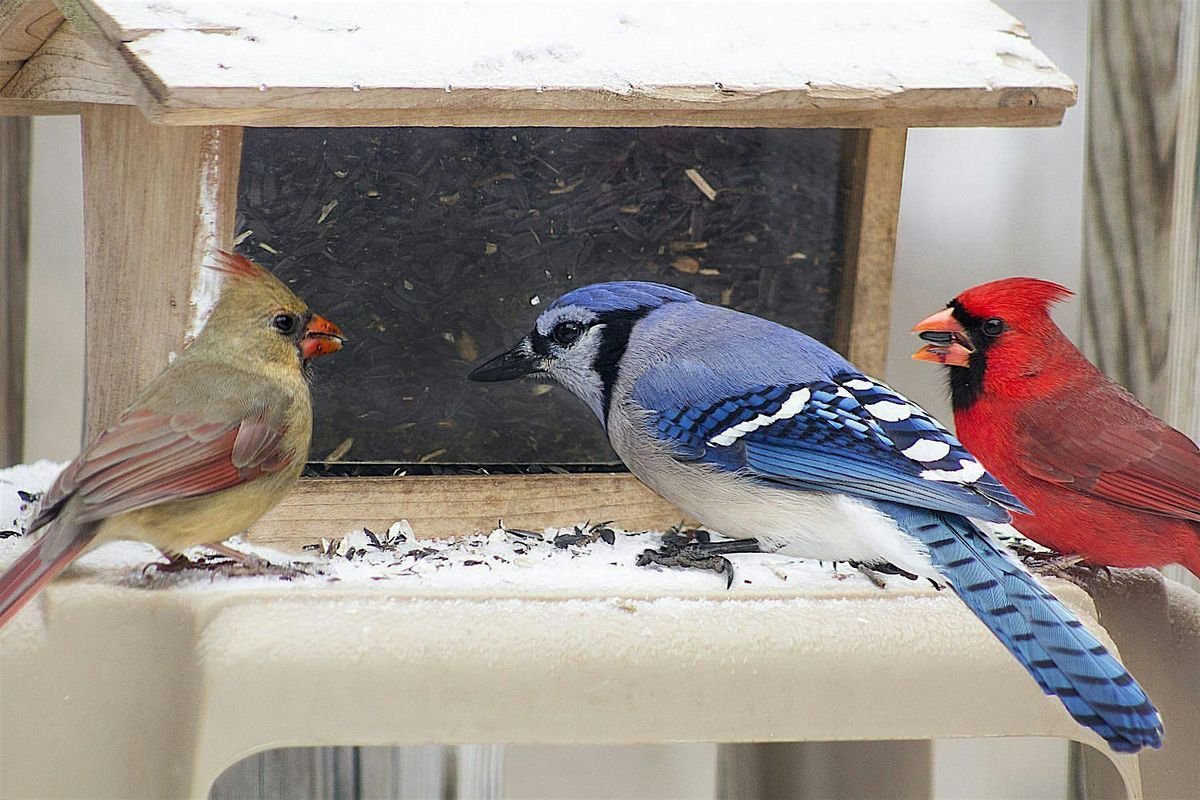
[236,128,846,469]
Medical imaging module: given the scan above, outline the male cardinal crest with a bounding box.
[0,251,345,628]
[913,277,1200,577]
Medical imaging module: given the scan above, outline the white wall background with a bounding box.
[17,2,1090,797]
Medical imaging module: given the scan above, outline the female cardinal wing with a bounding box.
[33,399,297,530]
[1015,384,1200,522]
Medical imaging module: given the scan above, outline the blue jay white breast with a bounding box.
[469,280,1162,754]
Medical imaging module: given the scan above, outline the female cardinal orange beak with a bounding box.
[300,313,346,360]
[912,307,974,368]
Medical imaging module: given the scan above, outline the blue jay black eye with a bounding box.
[982,318,1005,337]
[552,320,584,347]
[272,313,299,335]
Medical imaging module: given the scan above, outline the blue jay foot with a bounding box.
[636,538,761,589]
[845,560,943,590]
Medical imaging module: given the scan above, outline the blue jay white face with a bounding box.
[469,285,675,421]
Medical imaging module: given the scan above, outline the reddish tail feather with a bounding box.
[0,523,97,628]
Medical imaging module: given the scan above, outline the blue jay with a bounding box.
[470,281,1162,753]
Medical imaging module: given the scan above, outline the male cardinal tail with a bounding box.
[0,521,99,628]
[1183,536,1200,579]
[880,502,1163,753]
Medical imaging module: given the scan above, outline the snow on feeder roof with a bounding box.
[1,0,1076,126]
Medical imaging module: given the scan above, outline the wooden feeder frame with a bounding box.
[0,0,1077,547]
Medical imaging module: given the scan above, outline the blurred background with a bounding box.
[6,0,1197,798]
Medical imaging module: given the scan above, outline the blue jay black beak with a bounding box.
[468,339,543,382]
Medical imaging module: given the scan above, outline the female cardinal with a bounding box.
[0,252,344,627]
[913,277,1199,577]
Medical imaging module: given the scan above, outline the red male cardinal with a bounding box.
[0,252,344,627]
[912,277,1199,577]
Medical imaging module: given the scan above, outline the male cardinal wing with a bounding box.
[1014,384,1200,523]
[32,400,295,531]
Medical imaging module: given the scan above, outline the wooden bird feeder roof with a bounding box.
[1,0,1077,127]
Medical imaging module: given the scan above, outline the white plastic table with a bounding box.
[0,532,1145,800]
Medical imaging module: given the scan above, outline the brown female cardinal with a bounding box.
[912,277,1199,577]
[0,252,344,627]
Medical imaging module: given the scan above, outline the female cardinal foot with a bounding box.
[145,545,316,580]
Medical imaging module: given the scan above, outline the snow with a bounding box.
[0,461,952,601]
[91,1,1074,99]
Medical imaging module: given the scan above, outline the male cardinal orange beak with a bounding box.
[300,314,346,360]
[911,307,974,368]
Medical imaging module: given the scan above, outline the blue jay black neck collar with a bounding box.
[593,307,652,422]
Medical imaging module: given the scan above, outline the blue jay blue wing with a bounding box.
[644,371,1027,523]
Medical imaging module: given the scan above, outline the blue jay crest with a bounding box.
[549,282,695,314]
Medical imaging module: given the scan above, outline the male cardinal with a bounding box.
[913,277,1199,577]
[0,252,344,627]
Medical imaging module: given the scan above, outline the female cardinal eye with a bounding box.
[272,313,299,335]
[982,317,1005,337]
[552,320,584,347]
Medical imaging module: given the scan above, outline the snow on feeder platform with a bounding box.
[0,462,1152,800]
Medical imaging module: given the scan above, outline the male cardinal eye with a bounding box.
[982,317,1005,337]
[272,313,299,335]
[552,320,584,346]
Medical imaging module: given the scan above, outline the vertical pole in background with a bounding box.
[1163,0,1199,447]
[1081,0,1182,415]
[455,745,504,800]
[0,116,30,467]
[1081,3,1200,799]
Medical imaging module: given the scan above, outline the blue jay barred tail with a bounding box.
[880,502,1162,753]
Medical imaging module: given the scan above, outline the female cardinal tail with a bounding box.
[0,521,98,628]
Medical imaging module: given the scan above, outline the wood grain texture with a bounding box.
[1081,0,1182,416]
[0,115,29,466]
[720,741,932,800]
[248,474,691,551]
[358,746,449,800]
[138,104,1070,130]
[52,0,1075,128]
[0,0,61,87]
[1163,0,1199,443]
[207,746,358,800]
[835,128,908,376]
[2,19,136,106]
[455,745,504,800]
[80,105,240,436]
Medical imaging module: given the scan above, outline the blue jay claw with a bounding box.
[635,538,760,589]
[845,560,943,591]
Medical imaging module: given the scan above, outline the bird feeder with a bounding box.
[0,0,1077,547]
